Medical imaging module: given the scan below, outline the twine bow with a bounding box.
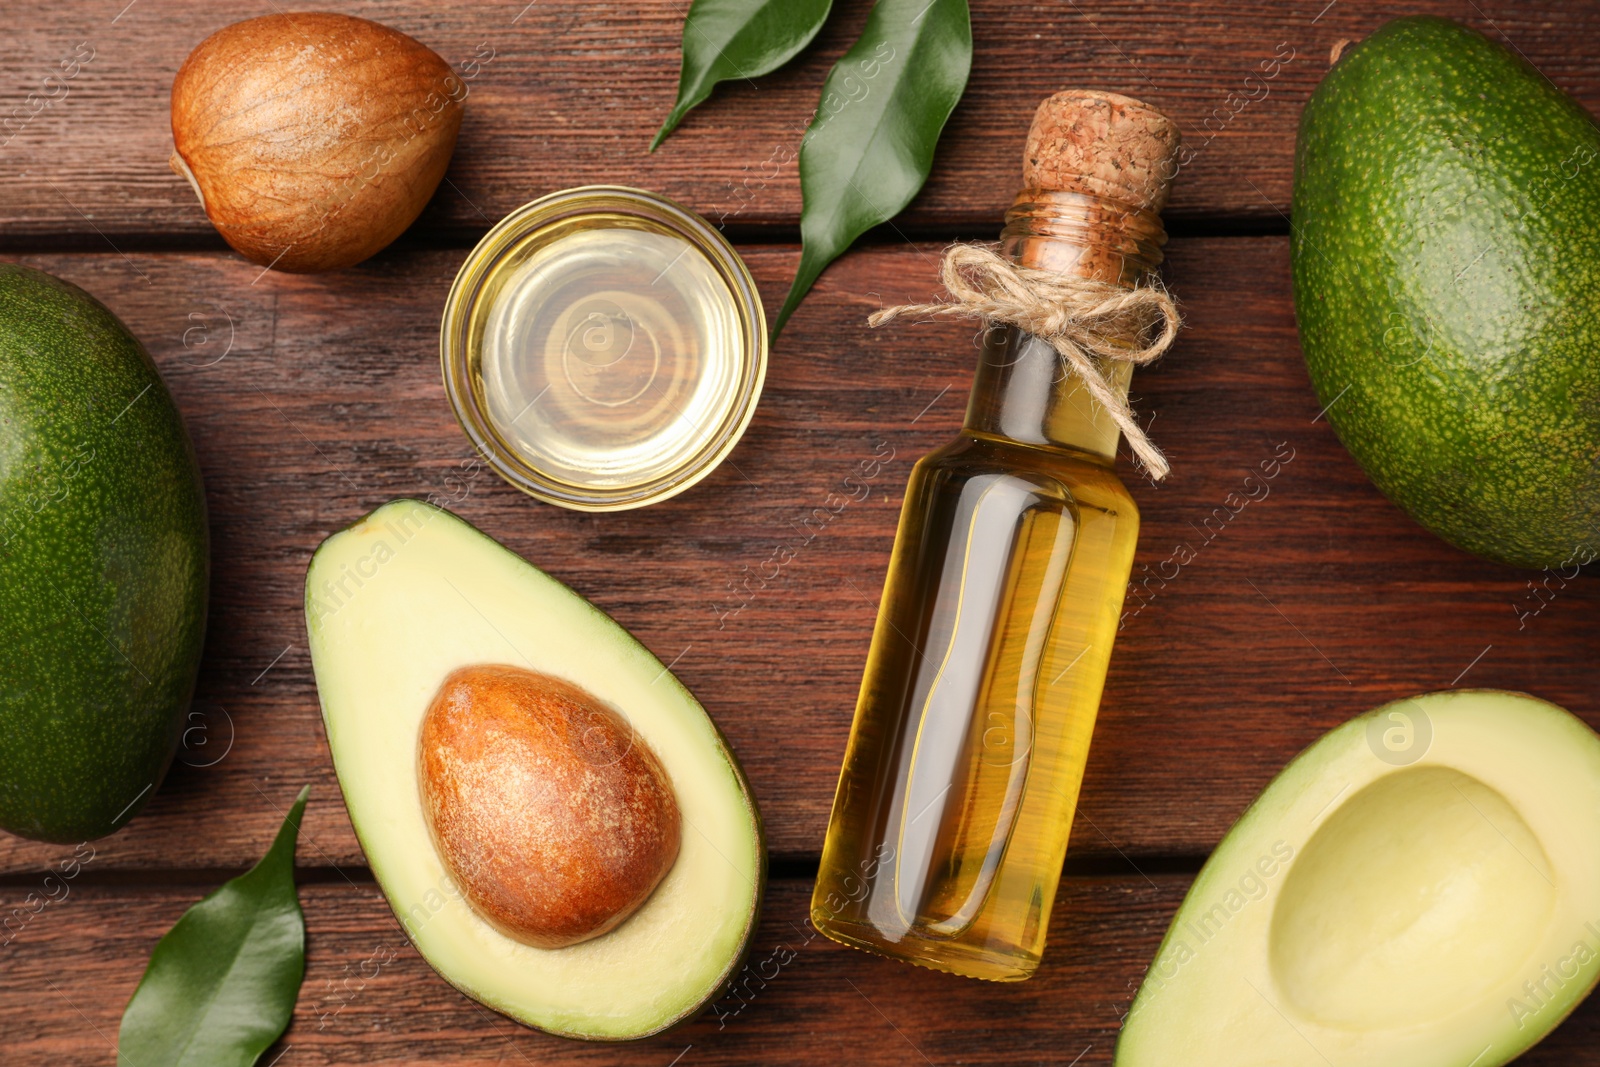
[868,243,1181,480]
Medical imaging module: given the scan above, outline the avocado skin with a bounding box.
[1292,16,1600,569]
[0,265,208,842]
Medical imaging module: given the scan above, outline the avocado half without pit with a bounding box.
[305,500,763,1041]
[1117,689,1600,1067]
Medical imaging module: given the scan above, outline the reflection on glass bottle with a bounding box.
[812,91,1179,981]
[891,466,1072,939]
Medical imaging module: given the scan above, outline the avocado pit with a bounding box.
[418,664,681,949]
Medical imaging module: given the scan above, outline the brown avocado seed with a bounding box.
[418,664,681,949]
[169,12,464,273]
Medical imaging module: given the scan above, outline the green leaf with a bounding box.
[117,786,310,1067]
[772,0,972,339]
[652,0,834,151]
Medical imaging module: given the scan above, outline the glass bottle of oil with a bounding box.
[812,91,1179,981]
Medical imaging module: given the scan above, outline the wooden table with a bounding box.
[3,2,1598,1063]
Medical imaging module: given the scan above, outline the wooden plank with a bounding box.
[2,1,1600,238]
[3,876,1166,1065]
[0,238,1595,875]
[8,875,1600,1065]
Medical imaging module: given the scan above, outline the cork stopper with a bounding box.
[1023,91,1180,213]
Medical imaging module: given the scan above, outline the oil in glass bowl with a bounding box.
[441,187,766,511]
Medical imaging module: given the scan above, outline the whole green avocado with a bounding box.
[0,265,208,842]
[1293,17,1600,569]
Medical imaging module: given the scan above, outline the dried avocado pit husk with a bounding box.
[169,12,464,273]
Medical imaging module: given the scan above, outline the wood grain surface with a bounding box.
[1,1,1599,239]
[4,1,1600,1064]
[7,876,1600,1067]
[0,238,1591,878]
[3,876,1166,1066]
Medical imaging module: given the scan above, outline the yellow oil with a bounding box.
[813,328,1141,981]
[466,217,748,495]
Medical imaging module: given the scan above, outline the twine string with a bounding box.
[867,243,1181,480]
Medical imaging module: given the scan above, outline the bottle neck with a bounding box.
[962,189,1166,462]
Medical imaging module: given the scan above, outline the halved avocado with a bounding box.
[305,499,764,1040]
[1117,689,1600,1067]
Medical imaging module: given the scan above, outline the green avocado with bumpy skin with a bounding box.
[0,265,209,842]
[1292,17,1600,568]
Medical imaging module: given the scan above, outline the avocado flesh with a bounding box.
[305,499,763,1041]
[0,265,208,842]
[1292,17,1600,568]
[1116,690,1600,1067]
